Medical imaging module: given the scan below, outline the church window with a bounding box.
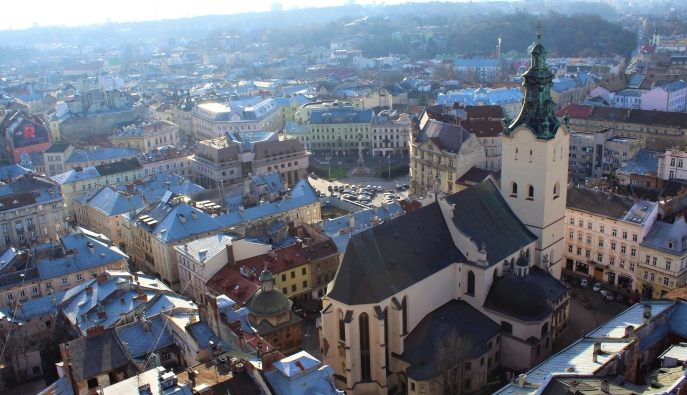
[501,321,512,334]
[466,271,475,296]
[402,296,408,334]
[359,313,371,380]
[511,182,518,197]
[515,148,518,160]
[528,185,534,199]
[541,323,548,337]
[383,308,389,370]
[338,310,345,342]
[529,149,533,162]
[553,182,560,199]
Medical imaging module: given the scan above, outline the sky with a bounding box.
[0,0,427,31]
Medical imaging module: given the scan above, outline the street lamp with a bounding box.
[327,156,331,180]
[387,153,391,180]
[338,161,342,177]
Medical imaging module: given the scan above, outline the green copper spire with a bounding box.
[504,24,562,140]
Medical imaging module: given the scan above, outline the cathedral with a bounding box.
[319,31,571,394]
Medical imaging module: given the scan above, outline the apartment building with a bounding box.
[409,107,485,195]
[137,145,195,178]
[73,187,145,249]
[637,215,687,299]
[42,142,74,176]
[371,110,411,157]
[192,98,281,141]
[109,120,179,150]
[174,234,237,304]
[51,159,143,217]
[191,133,308,189]
[306,102,374,156]
[0,171,67,250]
[568,129,645,185]
[564,186,658,291]
[557,104,687,150]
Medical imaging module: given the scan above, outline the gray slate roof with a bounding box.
[417,119,472,152]
[65,329,134,382]
[73,187,145,216]
[566,186,634,220]
[401,299,500,381]
[327,202,465,305]
[115,316,174,358]
[445,179,537,264]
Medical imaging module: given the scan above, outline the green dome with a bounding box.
[259,269,274,282]
[247,288,291,317]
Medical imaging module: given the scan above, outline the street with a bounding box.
[553,285,631,353]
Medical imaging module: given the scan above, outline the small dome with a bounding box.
[20,151,30,162]
[529,42,546,56]
[486,275,549,319]
[515,254,530,267]
[247,287,291,317]
[259,268,274,283]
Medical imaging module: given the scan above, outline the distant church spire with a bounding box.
[504,25,562,139]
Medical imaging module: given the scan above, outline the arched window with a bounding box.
[402,296,408,335]
[501,321,513,334]
[511,182,518,196]
[338,309,345,342]
[383,308,389,369]
[467,271,475,296]
[359,313,371,380]
[493,268,498,281]
[541,323,549,337]
[528,185,534,198]
[553,182,560,199]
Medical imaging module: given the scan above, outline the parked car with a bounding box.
[330,193,339,198]
[320,161,329,165]
[592,283,602,292]
[311,172,318,179]
[376,186,383,191]
[600,290,614,301]
[358,195,371,201]
[319,193,326,198]
[629,296,641,305]
[580,278,588,287]
[328,185,333,192]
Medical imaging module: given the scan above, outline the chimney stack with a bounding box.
[569,380,579,393]
[643,304,652,323]
[593,341,601,363]
[624,325,635,338]
[600,379,610,393]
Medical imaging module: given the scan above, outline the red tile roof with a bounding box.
[207,265,260,306]
[235,244,309,275]
[556,104,594,119]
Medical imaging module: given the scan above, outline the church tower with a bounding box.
[500,27,569,279]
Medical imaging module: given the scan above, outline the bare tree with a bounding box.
[432,330,477,395]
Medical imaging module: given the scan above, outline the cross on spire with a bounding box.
[536,22,543,41]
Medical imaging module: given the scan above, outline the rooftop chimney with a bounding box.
[87,241,95,254]
[569,380,579,393]
[625,325,635,338]
[518,374,527,388]
[643,304,652,323]
[600,379,610,393]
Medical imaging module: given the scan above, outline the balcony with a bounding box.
[27,224,35,230]
[15,228,24,235]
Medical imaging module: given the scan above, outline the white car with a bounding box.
[580,278,588,287]
[358,195,371,201]
[376,186,383,191]
[592,283,602,292]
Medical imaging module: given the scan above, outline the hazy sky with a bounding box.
[1,0,422,31]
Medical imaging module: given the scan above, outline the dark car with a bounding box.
[328,185,333,192]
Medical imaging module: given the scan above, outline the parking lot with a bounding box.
[553,284,634,353]
[307,173,410,207]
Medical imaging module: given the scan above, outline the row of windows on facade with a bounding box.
[569,231,639,247]
[4,226,57,244]
[568,217,642,238]
[0,203,60,221]
[2,214,60,231]
[311,142,370,148]
[568,245,635,271]
[510,182,561,199]
[572,120,686,136]
[5,270,97,300]
[79,175,142,190]
[515,147,564,161]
